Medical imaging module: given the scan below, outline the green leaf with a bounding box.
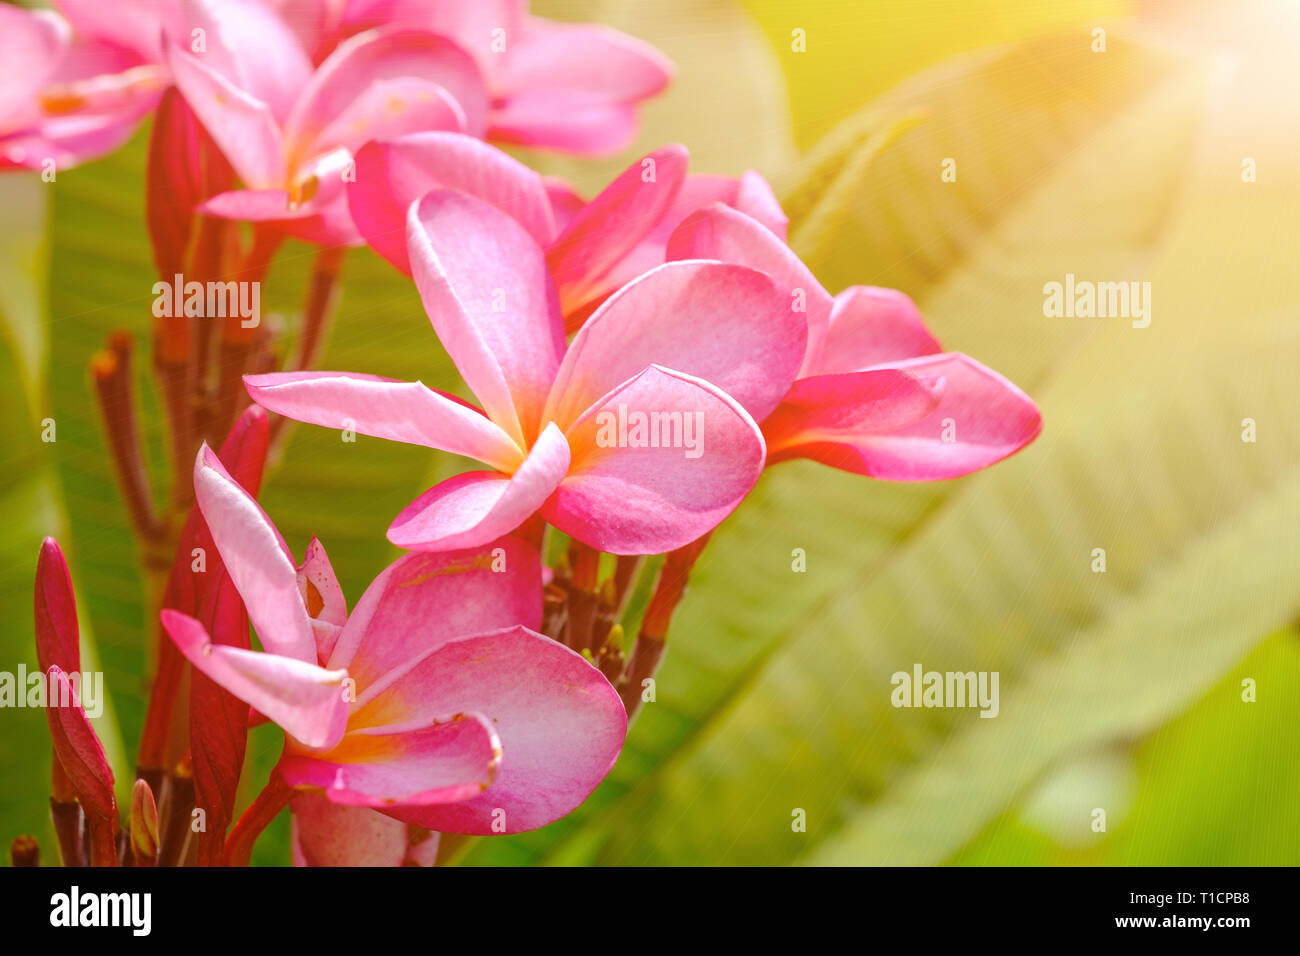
[0,173,127,856]
[739,0,1129,148]
[952,632,1300,865]
[462,32,1209,865]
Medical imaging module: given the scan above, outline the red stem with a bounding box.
[269,246,345,447]
[224,771,294,867]
[91,334,163,545]
[618,533,712,717]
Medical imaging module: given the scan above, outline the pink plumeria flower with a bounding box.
[327,0,672,154]
[348,134,785,328]
[160,444,627,851]
[0,4,165,172]
[164,0,486,245]
[246,189,806,554]
[667,204,1043,478]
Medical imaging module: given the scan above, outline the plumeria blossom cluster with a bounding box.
[9,0,1040,868]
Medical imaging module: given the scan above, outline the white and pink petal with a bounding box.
[366,626,625,835]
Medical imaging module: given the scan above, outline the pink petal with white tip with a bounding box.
[0,8,68,125]
[192,444,316,662]
[291,794,439,867]
[769,354,1043,480]
[161,609,350,751]
[245,370,524,473]
[175,0,313,122]
[548,365,766,555]
[328,538,543,687]
[361,626,626,835]
[164,45,285,189]
[546,260,805,428]
[283,27,488,155]
[667,203,832,373]
[349,132,556,273]
[545,144,687,320]
[308,77,465,159]
[278,712,499,807]
[386,423,569,553]
[813,286,942,374]
[407,190,565,444]
[298,536,348,662]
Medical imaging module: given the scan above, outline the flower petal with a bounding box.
[0,8,68,125]
[731,169,789,240]
[142,407,268,773]
[164,43,285,189]
[813,286,942,374]
[769,354,1043,479]
[1,116,147,172]
[502,19,672,104]
[298,536,348,663]
[283,27,489,156]
[362,626,625,834]
[175,0,313,123]
[245,370,524,472]
[407,190,565,444]
[45,666,115,822]
[545,144,687,322]
[161,608,350,751]
[341,0,525,84]
[387,423,569,553]
[581,171,790,308]
[198,187,308,221]
[278,712,499,807]
[548,365,765,554]
[291,793,439,867]
[545,260,805,428]
[192,443,316,662]
[491,18,671,155]
[34,538,80,677]
[308,77,465,160]
[349,131,556,273]
[544,175,585,232]
[328,538,543,687]
[762,368,942,459]
[54,0,163,62]
[667,203,831,374]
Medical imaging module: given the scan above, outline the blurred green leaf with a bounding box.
[740,0,1130,147]
[952,631,1300,865]
[0,172,126,857]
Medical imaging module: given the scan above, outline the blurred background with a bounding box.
[2,0,1298,865]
